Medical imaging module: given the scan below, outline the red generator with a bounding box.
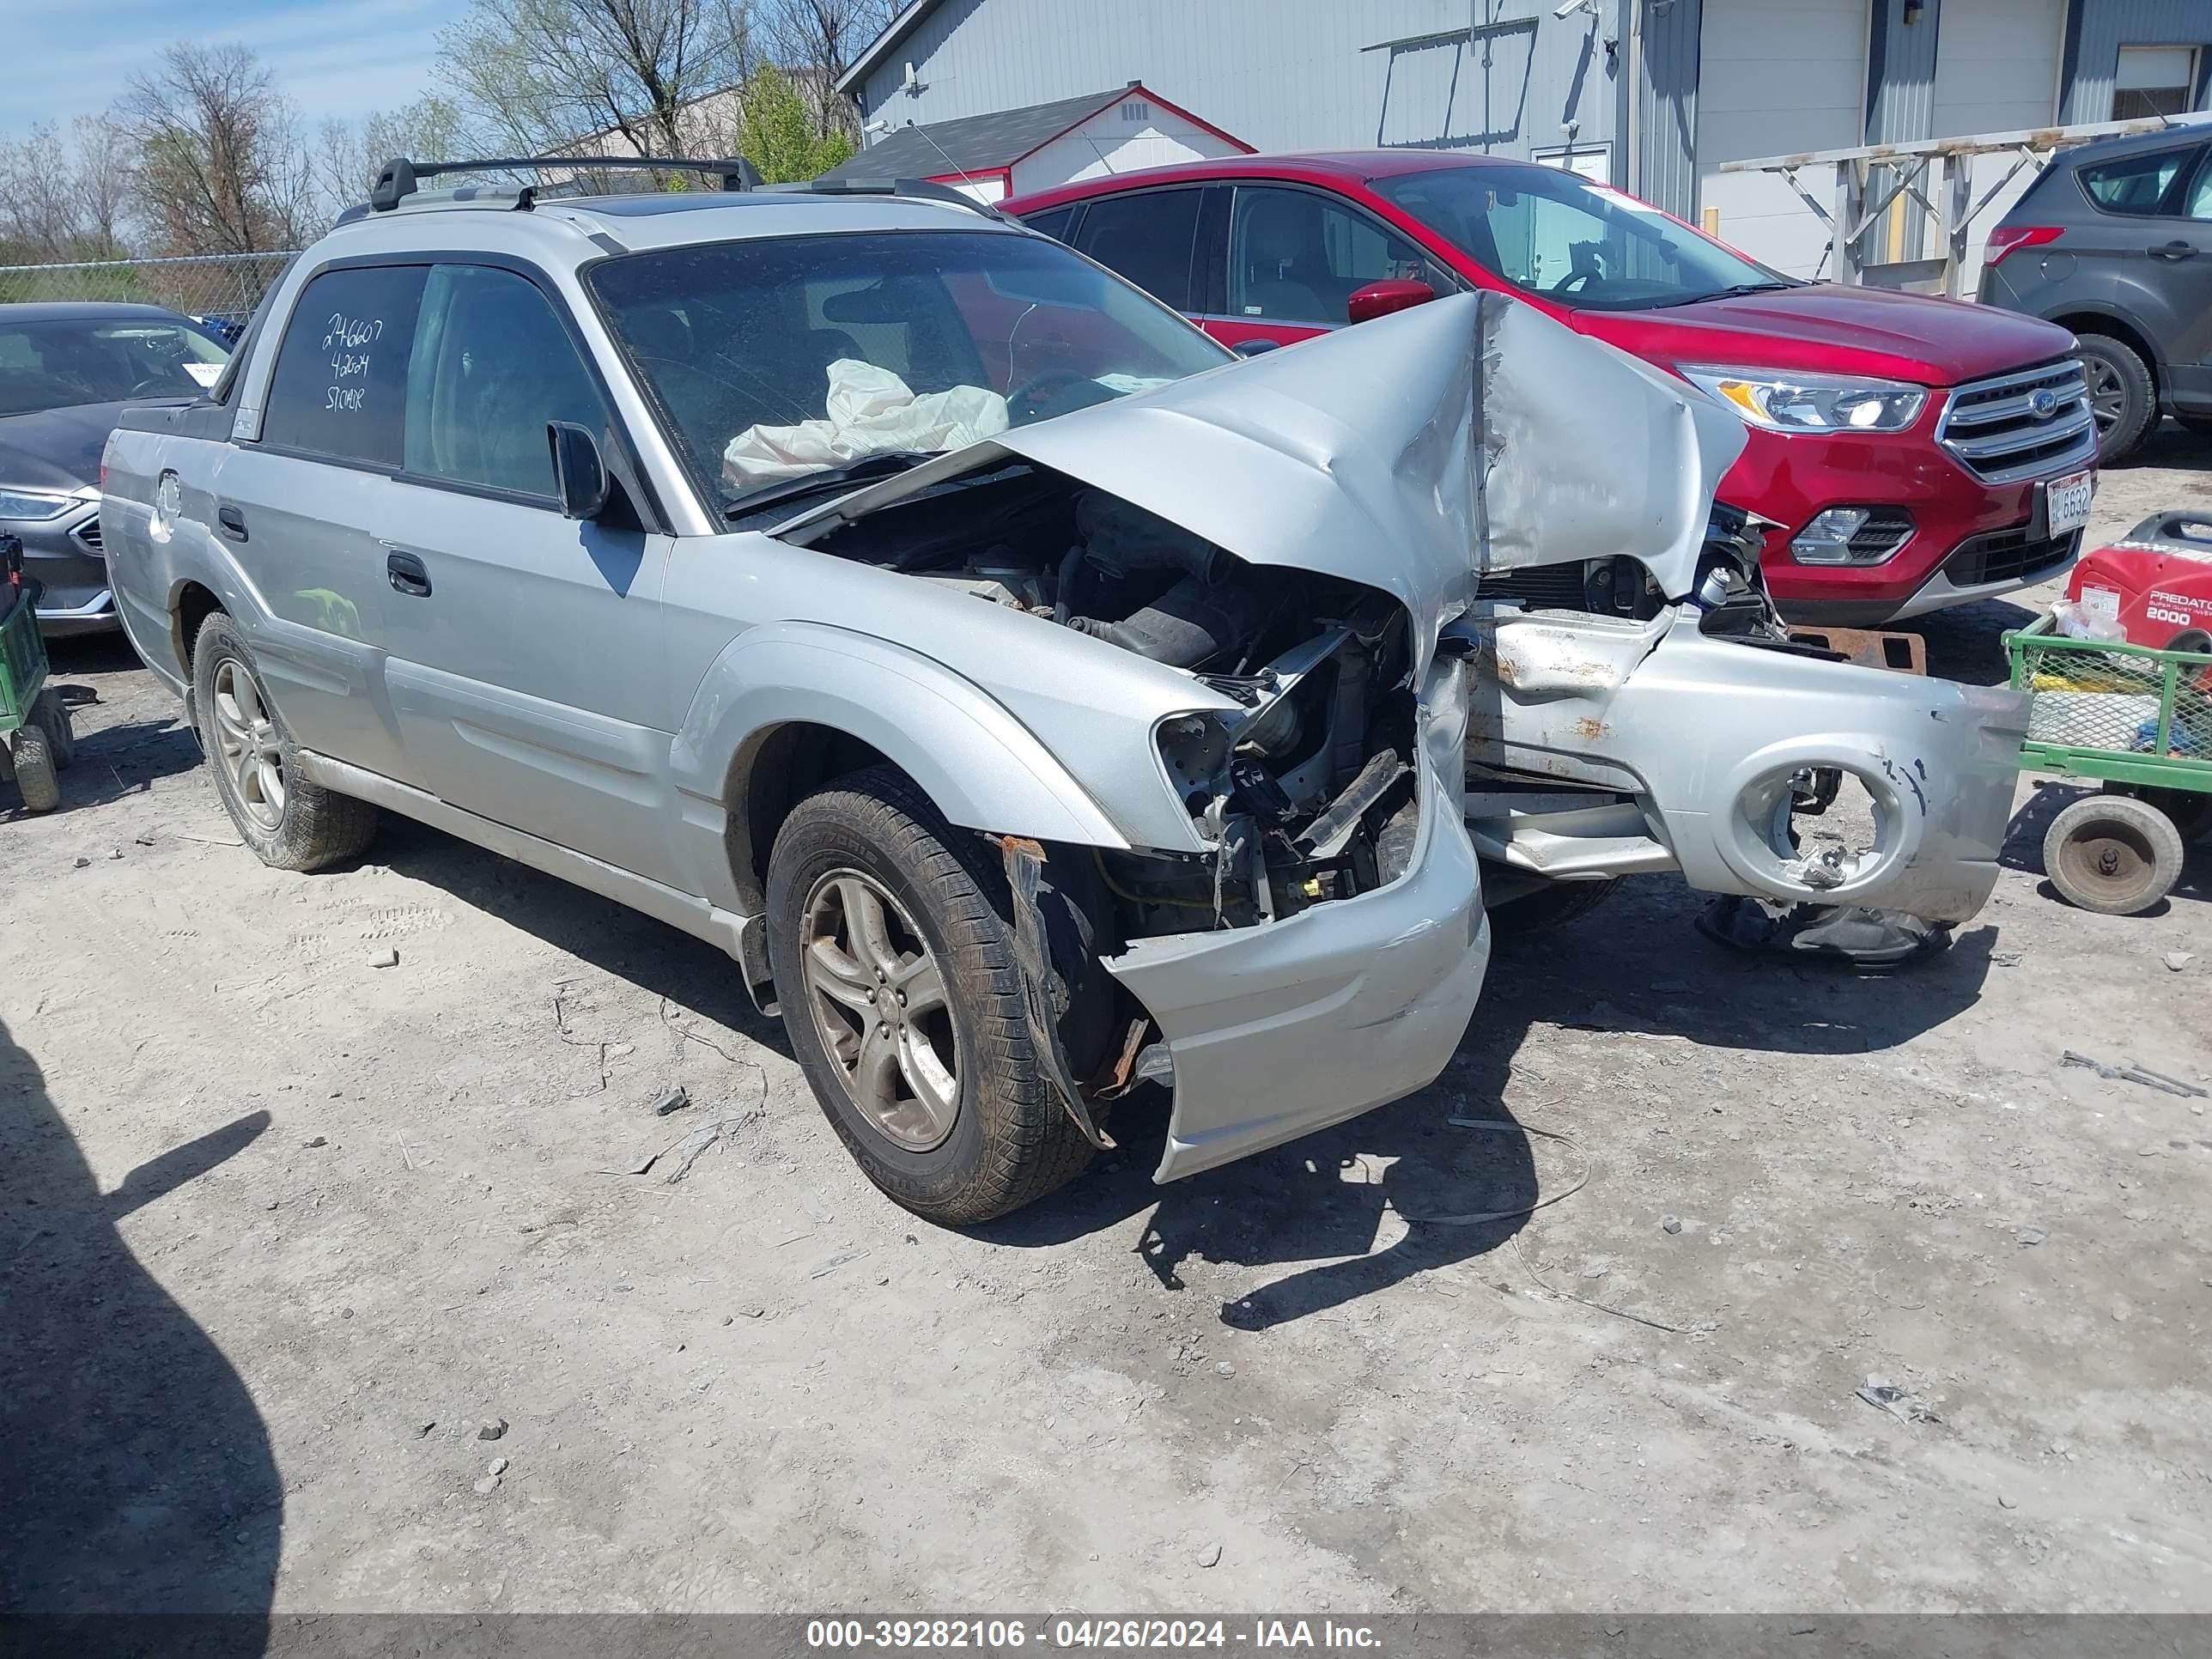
[2069,512,2212,652]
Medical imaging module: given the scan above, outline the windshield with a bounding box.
[1374,164,1790,312]
[588,228,1232,509]
[0,316,230,416]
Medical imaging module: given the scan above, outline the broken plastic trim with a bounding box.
[997,836,1115,1151]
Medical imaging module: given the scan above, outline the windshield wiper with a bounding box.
[721,449,935,521]
[1655,280,1795,307]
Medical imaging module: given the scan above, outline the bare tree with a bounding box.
[0,117,132,261]
[116,43,317,255]
[69,116,132,259]
[757,0,895,137]
[315,95,466,217]
[436,0,757,166]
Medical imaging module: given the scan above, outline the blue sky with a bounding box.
[5,0,467,139]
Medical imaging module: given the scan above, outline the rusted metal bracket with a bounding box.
[997,836,1115,1152]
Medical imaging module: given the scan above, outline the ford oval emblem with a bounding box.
[2028,387,2059,420]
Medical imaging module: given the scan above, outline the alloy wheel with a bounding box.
[2083,356,2125,435]
[799,868,959,1152]
[210,656,286,832]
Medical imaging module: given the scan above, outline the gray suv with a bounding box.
[1980,121,2212,460]
[100,163,2028,1223]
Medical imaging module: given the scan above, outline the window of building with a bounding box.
[262,264,427,466]
[2112,45,2200,121]
[403,265,604,501]
[1071,187,1204,312]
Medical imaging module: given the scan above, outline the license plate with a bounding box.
[2046,468,2094,537]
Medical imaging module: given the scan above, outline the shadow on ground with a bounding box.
[334,812,2001,1337]
[0,1016,278,1640]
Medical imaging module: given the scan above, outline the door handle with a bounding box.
[386,550,431,598]
[2149,240,2197,259]
[216,503,248,542]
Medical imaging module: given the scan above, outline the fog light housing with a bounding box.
[1790,506,1914,566]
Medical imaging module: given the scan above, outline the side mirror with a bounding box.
[1346,278,1437,325]
[1231,338,1281,357]
[548,421,611,521]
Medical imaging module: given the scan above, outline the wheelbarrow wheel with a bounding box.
[10,721,60,812]
[2123,783,2212,844]
[31,689,73,770]
[2045,793,2183,915]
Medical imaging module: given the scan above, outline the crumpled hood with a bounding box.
[789,292,1746,670]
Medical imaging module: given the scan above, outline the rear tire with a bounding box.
[31,689,73,769]
[2077,333,2156,464]
[10,723,59,812]
[2044,792,2182,915]
[766,764,1097,1225]
[191,611,379,872]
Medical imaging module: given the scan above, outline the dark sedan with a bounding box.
[0,302,230,635]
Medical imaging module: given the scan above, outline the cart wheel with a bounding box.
[2123,783,2212,844]
[2045,793,2183,915]
[10,722,60,812]
[31,689,73,770]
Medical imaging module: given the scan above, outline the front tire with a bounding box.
[191,611,379,871]
[2077,333,2156,464]
[766,765,1097,1225]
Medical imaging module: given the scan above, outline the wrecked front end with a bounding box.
[777,292,2027,1183]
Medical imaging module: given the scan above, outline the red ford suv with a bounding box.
[1008,151,2096,625]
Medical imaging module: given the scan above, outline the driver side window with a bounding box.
[1225,186,1443,326]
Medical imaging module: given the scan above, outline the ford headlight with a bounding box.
[1680,368,1927,434]
[0,489,74,521]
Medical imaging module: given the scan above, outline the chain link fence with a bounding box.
[0,251,298,340]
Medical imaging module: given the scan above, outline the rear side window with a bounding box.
[403,265,604,500]
[1072,188,1204,311]
[263,264,427,465]
[1019,205,1076,243]
[2076,147,2197,216]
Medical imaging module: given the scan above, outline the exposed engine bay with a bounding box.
[806,466,1425,937]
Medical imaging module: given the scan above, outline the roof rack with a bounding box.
[787,177,1005,220]
[369,155,763,213]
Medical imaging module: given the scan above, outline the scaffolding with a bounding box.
[1716,112,2209,296]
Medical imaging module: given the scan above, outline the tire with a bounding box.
[2077,333,2156,464]
[766,764,1098,1225]
[191,611,379,872]
[2043,792,2183,915]
[30,688,73,769]
[2124,783,2212,845]
[1486,875,1622,934]
[10,722,59,812]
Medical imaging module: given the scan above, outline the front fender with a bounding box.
[670,619,1133,857]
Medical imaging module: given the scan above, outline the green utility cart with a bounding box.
[2007,618,2212,915]
[0,534,76,813]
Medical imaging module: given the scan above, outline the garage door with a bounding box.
[1696,0,1869,278]
[1933,0,2065,289]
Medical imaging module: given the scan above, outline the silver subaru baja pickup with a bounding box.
[98,167,2027,1224]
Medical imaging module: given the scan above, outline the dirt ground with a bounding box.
[4,426,2209,1619]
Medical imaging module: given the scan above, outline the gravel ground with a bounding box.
[3,425,2209,1618]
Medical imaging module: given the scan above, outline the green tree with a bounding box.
[736,65,853,182]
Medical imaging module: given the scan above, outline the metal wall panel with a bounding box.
[852,0,1698,189]
[1864,0,1940,143]
[2061,0,2212,123]
[1634,0,1704,216]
